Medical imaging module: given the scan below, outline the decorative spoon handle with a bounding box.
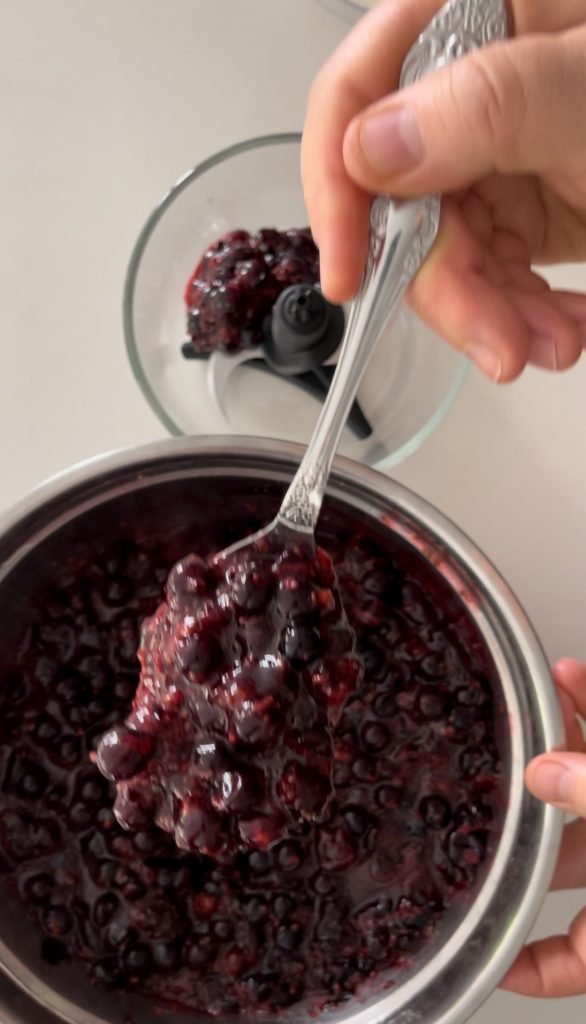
[278,0,509,533]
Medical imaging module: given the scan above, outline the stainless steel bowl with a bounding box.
[0,437,563,1024]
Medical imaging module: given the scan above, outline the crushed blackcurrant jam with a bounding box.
[0,490,504,1018]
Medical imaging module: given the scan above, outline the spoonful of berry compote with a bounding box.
[93,196,439,862]
[94,0,508,867]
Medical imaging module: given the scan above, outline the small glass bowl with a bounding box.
[124,134,468,472]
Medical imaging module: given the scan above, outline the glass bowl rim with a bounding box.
[122,132,469,468]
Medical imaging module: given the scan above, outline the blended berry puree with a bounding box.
[184,227,320,354]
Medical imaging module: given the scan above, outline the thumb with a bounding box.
[343,28,586,195]
[526,753,586,819]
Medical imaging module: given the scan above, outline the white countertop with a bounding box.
[1,2,585,1021]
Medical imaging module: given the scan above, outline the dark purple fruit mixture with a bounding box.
[184,227,319,354]
[0,490,504,1018]
[96,540,361,861]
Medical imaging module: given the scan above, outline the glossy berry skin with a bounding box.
[96,726,154,781]
[0,492,504,1018]
[184,227,319,354]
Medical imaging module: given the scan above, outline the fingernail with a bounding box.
[466,342,502,382]
[531,760,572,804]
[359,108,425,176]
[530,334,557,370]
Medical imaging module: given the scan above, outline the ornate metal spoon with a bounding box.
[216,0,508,563]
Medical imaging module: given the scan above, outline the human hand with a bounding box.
[501,658,586,996]
[302,0,586,382]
